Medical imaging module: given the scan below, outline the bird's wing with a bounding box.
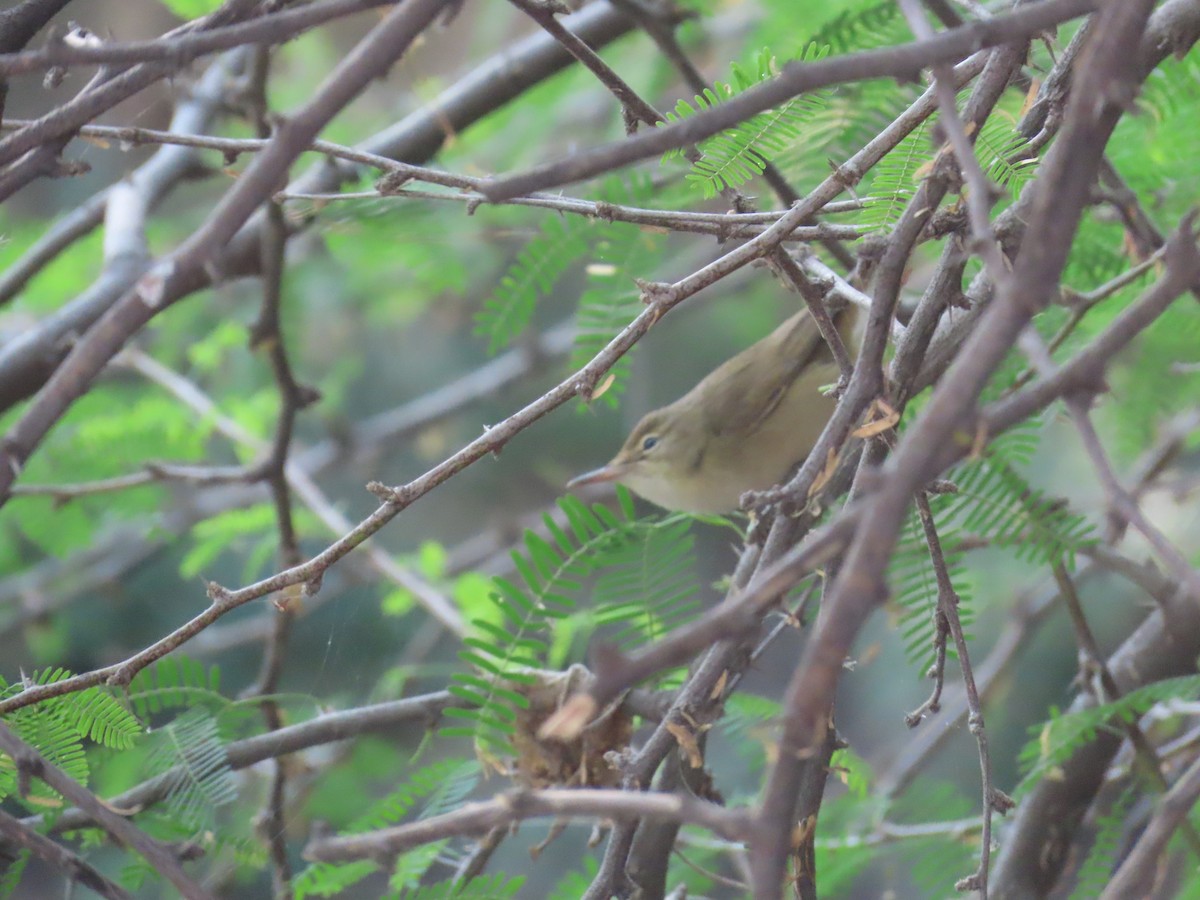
[697,309,831,438]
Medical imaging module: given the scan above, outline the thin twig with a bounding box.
[0,721,213,900]
[0,808,131,900]
[303,788,749,863]
[484,0,1098,199]
[913,491,1006,897]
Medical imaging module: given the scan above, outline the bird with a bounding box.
[568,304,859,514]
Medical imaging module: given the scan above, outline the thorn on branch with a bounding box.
[592,200,617,222]
[955,871,983,893]
[304,572,324,598]
[50,158,90,179]
[990,788,1016,814]
[205,580,233,603]
[375,171,412,195]
[135,265,171,308]
[621,105,640,135]
[366,480,407,504]
[635,278,676,307]
[478,423,508,457]
[106,667,135,690]
[63,23,102,50]
[1164,209,1200,269]
[296,383,322,409]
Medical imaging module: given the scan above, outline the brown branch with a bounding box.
[302,787,749,864]
[897,0,1006,277]
[1102,751,1200,898]
[0,0,451,496]
[913,491,1006,896]
[0,808,131,900]
[483,0,1098,200]
[0,45,245,316]
[0,721,213,900]
[750,6,1164,893]
[240,43,301,899]
[0,0,394,76]
[0,0,265,178]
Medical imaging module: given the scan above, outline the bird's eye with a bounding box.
[641,436,659,452]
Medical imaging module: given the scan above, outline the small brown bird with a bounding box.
[568,305,859,514]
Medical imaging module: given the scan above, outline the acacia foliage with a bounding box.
[0,0,1198,898]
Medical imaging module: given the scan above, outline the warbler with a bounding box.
[568,305,859,514]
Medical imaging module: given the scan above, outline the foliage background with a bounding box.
[0,0,1198,897]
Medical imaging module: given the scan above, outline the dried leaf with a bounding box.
[851,398,901,438]
[589,372,616,401]
[710,670,728,701]
[808,447,839,498]
[665,721,704,768]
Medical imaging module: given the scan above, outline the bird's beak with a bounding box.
[567,463,624,490]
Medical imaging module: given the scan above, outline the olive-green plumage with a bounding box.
[569,305,860,514]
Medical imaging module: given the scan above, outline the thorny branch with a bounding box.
[0,721,214,900]
[2,0,1200,896]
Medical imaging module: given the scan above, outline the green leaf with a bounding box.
[476,214,589,353]
[442,494,700,751]
[159,0,224,18]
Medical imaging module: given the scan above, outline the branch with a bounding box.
[0,0,451,497]
[1102,751,1200,898]
[33,692,454,836]
[302,787,748,864]
[0,721,213,900]
[483,0,1098,199]
[0,45,246,314]
[0,1,638,415]
[0,0,394,76]
[750,6,1165,893]
[0,808,130,900]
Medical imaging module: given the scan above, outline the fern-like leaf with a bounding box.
[143,708,237,833]
[59,685,142,750]
[974,117,1039,201]
[127,656,225,719]
[1069,784,1135,899]
[593,516,700,648]
[570,176,661,408]
[389,873,526,900]
[859,122,931,231]
[293,758,479,899]
[944,443,1096,567]
[664,46,831,198]
[476,214,589,354]
[808,0,906,55]
[442,490,699,750]
[0,850,29,899]
[1017,675,1200,796]
[0,668,142,752]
